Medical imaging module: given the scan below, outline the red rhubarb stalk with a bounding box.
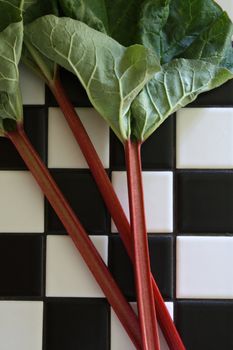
[51,77,185,350]
[7,125,141,350]
[125,140,160,350]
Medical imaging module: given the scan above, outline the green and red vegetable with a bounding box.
[1,0,233,349]
[24,1,233,348]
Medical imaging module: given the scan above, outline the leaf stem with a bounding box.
[7,125,141,350]
[125,139,160,350]
[19,0,24,12]
[50,76,186,350]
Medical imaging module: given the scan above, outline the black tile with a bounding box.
[108,235,173,300]
[0,106,47,169]
[44,299,109,350]
[176,301,233,350]
[190,80,233,107]
[46,68,91,107]
[46,170,108,234]
[149,236,174,299]
[0,235,43,297]
[177,172,233,233]
[110,117,175,170]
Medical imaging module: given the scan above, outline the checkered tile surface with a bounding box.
[0,2,233,348]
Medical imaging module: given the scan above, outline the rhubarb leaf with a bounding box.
[59,0,142,46]
[59,0,109,34]
[0,1,23,135]
[150,0,224,63]
[131,58,233,140]
[0,1,21,32]
[25,15,160,141]
[0,21,23,94]
[23,0,59,24]
[21,0,59,82]
[131,6,233,140]
[59,0,224,61]
[58,0,233,142]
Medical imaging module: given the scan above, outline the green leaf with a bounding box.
[131,2,233,140]
[182,12,233,65]
[0,2,23,135]
[0,87,23,133]
[58,0,223,58]
[138,0,170,59]
[22,39,57,83]
[58,0,143,46]
[57,0,233,142]
[0,21,23,94]
[157,0,223,63]
[97,0,142,46]
[131,58,233,140]
[25,1,233,142]
[0,0,22,32]
[0,1,58,84]
[22,0,59,24]
[59,0,109,34]
[25,15,160,141]
[20,0,59,83]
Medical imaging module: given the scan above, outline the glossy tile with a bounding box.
[176,108,233,169]
[46,68,91,107]
[46,235,108,297]
[158,303,174,350]
[176,301,233,350]
[112,171,173,233]
[177,236,233,299]
[108,235,173,300]
[0,235,43,297]
[0,107,47,169]
[46,170,108,234]
[44,299,109,350]
[0,171,44,233]
[0,301,43,350]
[110,117,175,170]
[111,302,173,350]
[48,107,109,168]
[190,79,233,107]
[177,172,233,233]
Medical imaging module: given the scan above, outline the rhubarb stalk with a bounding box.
[54,74,161,350]
[7,125,141,350]
[50,76,185,350]
[125,140,160,350]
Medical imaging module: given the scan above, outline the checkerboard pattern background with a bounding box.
[0,2,233,349]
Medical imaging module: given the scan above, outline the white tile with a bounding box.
[111,172,173,233]
[158,303,174,350]
[0,301,43,350]
[19,64,45,105]
[46,235,108,297]
[177,236,233,299]
[0,171,44,233]
[111,302,173,350]
[48,107,109,168]
[176,108,233,169]
[215,0,233,21]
